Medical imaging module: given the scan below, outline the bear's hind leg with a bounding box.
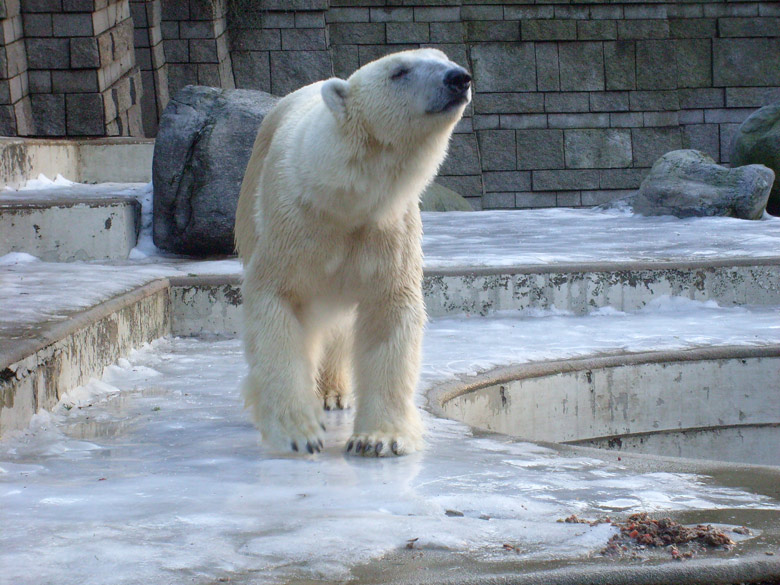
[241,288,325,454]
[317,314,354,411]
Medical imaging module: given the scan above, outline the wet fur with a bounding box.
[235,49,469,456]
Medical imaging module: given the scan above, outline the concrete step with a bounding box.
[0,183,146,261]
[0,137,154,189]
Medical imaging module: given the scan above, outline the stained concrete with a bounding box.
[0,195,140,261]
[424,258,780,317]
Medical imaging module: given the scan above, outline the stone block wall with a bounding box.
[5,0,144,137]
[2,0,779,210]
[130,0,169,135]
[160,0,234,99]
[0,0,33,135]
[226,0,780,210]
[461,2,780,208]
[227,0,331,95]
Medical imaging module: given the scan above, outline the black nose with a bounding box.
[444,69,471,93]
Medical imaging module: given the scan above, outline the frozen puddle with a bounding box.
[2,303,780,584]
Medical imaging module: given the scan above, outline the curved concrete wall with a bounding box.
[439,347,780,466]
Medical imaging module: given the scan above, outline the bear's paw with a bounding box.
[345,431,423,458]
[249,393,326,454]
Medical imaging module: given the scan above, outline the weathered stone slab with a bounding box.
[618,149,774,220]
[470,43,535,92]
[564,129,632,169]
[713,38,780,87]
[730,100,780,215]
[153,85,279,255]
[517,129,563,170]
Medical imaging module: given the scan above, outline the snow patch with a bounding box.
[128,183,158,259]
[17,173,75,190]
[0,252,39,265]
[641,295,722,313]
[58,378,121,411]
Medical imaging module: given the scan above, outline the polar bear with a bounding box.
[234,49,471,456]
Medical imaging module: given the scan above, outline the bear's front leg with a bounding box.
[348,287,425,457]
[241,283,325,454]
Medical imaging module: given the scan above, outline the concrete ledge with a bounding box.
[0,280,171,435]
[169,259,780,325]
[0,137,154,188]
[170,276,243,336]
[0,196,141,261]
[425,256,780,277]
[424,257,780,317]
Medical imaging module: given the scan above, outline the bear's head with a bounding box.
[321,49,471,147]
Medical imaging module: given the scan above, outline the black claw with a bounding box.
[347,440,354,452]
[355,440,363,453]
[291,441,299,452]
[321,423,327,431]
[318,439,323,449]
[324,404,331,411]
[375,442,383,455]
[306,442,314,454]
[391,441,399,455]
[363,442,372,454]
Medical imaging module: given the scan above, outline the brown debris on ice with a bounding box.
[601,512,735,559]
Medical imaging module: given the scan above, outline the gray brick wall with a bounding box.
[227,1,331,95]
[160,0,235,99]
[0,0,34,135]
[2,0,779,208]
[131,0,169,135]
[218,0,780,210]
[1,0,144,137]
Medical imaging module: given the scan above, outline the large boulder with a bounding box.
[153,85,279,255]
[730,100,780,216]
[420,182,473,211]
[619,150,774,220]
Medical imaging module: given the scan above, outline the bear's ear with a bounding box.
[321,78,350,122]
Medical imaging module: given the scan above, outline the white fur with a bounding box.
[235,49,470,456]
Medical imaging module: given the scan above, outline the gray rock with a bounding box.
[420,182,473,212]
[619,149,774,220]
[153,85,279,255]
[730,100,780,216]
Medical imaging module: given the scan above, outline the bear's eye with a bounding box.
[391,67,410,80]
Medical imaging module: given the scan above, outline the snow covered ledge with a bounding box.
[0,280,171,435]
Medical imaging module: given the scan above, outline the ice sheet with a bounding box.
[421,208,780,268]
[2,302,779,584]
